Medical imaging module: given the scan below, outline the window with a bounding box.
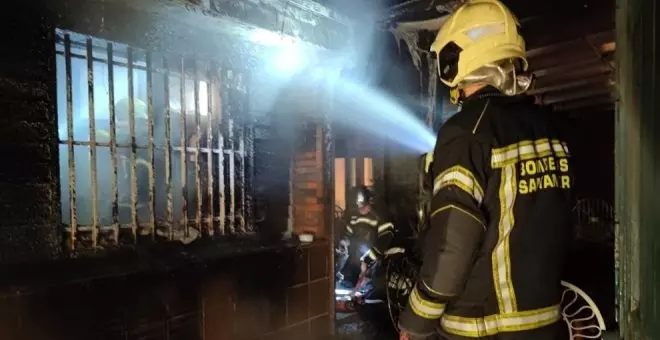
[56,29,253,251]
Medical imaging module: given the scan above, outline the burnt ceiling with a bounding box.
[381,0,616,113]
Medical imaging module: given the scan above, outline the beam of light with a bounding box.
[249,30,309,75]
[248,29,298,47]
[272,45,307,74]
[335,289,353,295]
[252,28,437,155]
[314,68,436,154]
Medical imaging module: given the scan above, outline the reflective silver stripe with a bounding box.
[345,226,353,234]
[377,222,394,234]
[408,286,446,319]
[440,305,561,338]
[350,217,378,226]
[493,163,518,313]
[491,139,570,168]
[384,247,406,256]
[433,166,484,204]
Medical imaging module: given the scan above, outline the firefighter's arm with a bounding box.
[338,227,352,253]
[361,220,395,266]
[340,216,356,242]
[399,132,489,336]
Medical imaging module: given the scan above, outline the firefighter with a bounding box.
[337,186,395,295]
[398,0,574,339]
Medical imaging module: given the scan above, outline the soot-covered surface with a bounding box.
[334,279,398,340]
[0,241,333,340]
[336,306,398,340]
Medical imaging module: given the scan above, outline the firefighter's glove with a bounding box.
[399,330,435,340]
[398,284,445,338]
[398,309,437,339]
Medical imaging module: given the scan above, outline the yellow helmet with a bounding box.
[430,0,528,89]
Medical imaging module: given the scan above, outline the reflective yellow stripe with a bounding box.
[440,305,561,337]
[365,249,378,261]
[350,217,378,226]
[433,166,484,204]
[491,139,569,169]
[377,222,394,234]
[345,226,353,234]
[492,163,518,313]
[408,286,446,319]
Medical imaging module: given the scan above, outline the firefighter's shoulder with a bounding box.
[436,107,491,147]
[444,107,481,130]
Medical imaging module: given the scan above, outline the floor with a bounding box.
[336,309,620,340]
[336,310,398,340]
[603,331,618,340]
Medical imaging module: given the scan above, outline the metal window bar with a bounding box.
[178,56,189,239]
[56,29,253,251]
[222,70,236,234]
[205,63,215,236]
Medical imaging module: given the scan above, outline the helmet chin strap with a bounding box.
[450,88,462,104]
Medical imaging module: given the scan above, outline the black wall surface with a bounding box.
[0,0,348,264]
[0,1,341,339]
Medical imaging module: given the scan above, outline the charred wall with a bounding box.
[0,241,331,340]
[562,110,615,203]
[560,109,616,328]
[0,0,343,338]
[0,2,61,263]
[0,0,346,259]
[373,32,430,229]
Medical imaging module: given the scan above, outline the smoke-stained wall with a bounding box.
[561,110,615,203]
[0,2,61,263]
[0,0,348,261]
[0,0,345,338]
[372,32,444,230]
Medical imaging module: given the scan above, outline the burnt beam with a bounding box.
[526,30,614,59]
[553,95,615,112]
[521,4,614,50]
[532,61,612,86]
[539,84,613,105]
[529,74,613,95]
[531,53,614,79]
[527,38,615,73]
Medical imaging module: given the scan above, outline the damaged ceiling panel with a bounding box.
[386,0,616,113]
[41,0,352,65]
[207,0,352,48]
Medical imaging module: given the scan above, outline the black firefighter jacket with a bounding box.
[399,91,574,339]
[343,209,395,267]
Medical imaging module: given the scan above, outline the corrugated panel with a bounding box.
[616,0,660,337]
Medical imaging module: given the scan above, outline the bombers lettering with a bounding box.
[518,156,570,195]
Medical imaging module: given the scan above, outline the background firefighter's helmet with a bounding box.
[351,185,375,209]
[419,151,434,195]
[416,153,434,234]
[430,0,529,102]
[422,151,434,175]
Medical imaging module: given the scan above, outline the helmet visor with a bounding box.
[356,191,367,208]
[436,42,463,84]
